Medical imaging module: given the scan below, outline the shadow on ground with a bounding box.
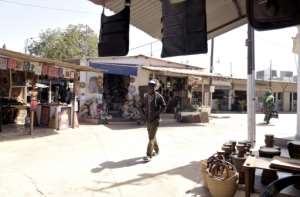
[0,127,58,142]
[186,186,211,197]
[256,122,275,126]
[87,160,206,194]
[91,157,146,173]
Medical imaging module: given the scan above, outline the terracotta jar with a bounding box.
[228,140,237,154]
[265,134,274,147]
[236,144,246,158]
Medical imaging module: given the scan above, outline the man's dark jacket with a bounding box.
[142,92,166,122]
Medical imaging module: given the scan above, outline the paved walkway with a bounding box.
[0,114,297,197]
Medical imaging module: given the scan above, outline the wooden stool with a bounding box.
[259,147,281,185]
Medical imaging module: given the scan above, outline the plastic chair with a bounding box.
[260,175,300,197]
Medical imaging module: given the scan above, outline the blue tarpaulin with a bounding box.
[90,63,138,76]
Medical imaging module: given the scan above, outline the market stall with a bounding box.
[89,62,142,121]
[0,49,101,134]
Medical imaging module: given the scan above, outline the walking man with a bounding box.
[142,80,166,162]
[263,90,275,124]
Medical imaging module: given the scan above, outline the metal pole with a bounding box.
[269,60,272,89]
[247,25,256,144]
[209,38,214,107]
[296,26,300,139]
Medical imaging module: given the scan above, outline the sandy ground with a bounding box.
[0,113,297,197]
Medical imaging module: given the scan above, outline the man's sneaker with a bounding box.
[143,156,152,162]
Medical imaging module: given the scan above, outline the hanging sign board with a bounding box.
[7,58,17,69]
[32,62,42,75]
[64,69,75,79]
[0,57,8,70]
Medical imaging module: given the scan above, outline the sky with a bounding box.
[0,0,299,78]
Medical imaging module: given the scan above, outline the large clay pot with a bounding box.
[200,160,208,188]
[265,134,274,147]
[207,170,239,197]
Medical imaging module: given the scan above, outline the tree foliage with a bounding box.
[27,24,98,60]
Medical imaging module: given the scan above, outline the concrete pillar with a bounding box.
[247,25,256,144]
[228,89,233,111]
[283,91,290,112]
[297,26,300,139]
[291,92,294,112]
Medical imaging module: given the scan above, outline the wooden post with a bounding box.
[30,81,38,135]
[48,80,52,104]
[72,71,79,129]
[30,110,34,135]
[9,69,12,98]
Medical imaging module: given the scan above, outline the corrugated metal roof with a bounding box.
[142,65,227,79]
[0,49,102,73]
[90,0,247,39]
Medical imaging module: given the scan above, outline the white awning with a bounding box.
[89,0,247,39]
[142,65,227,79]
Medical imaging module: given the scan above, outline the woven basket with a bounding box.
[207,167,238,197]
[200,160,208,188]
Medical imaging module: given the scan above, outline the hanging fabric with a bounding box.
[247,0,300,31]
[161,0,208,58]
[98,0,131,57]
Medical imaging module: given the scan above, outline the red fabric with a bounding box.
[30,100,38,111]
[7,58,17,69]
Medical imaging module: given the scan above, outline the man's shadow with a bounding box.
[91,157,146,173]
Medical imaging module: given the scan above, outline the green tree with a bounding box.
[27,24,98,60]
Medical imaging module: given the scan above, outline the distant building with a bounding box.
[280,71,293,82]
[294,76,298,82]
[256,69,277,80]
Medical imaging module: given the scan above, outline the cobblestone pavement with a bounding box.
[0,113,296,197]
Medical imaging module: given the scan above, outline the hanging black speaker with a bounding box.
[247,0,300,31]
[98,0,130,56]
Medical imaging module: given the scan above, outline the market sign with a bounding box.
[0,57,8,70]
[32,62,42,75]
[64,69,75,79]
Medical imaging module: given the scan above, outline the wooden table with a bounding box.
[243,155,300,197]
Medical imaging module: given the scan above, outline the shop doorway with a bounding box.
[232,90,247,111]
[103,74,130,118]
[212,89,229,111]
[155,76,188,114]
